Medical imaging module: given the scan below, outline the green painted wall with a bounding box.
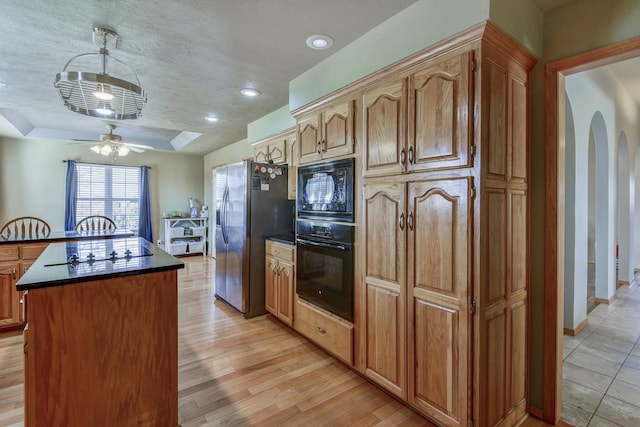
[247,105,295,144]
[0,137,204,244]
[289,0,492,111]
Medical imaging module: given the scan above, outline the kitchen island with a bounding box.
[17,237,184,427]
[0,229,135,330]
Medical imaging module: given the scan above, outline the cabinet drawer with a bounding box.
[0,245,20,261]
[266,240,295,263]
[294,299,353,365]
[21,244,48,260]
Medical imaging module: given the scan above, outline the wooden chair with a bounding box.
[75,215,117,232]
[0,216,51,236]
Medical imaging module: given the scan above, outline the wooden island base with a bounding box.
[23,270,179,427]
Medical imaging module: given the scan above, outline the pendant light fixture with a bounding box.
[54,27,147,120]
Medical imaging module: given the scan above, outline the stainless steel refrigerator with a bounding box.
[215,161,294,318]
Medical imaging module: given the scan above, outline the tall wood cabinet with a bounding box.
[357,23,535,427]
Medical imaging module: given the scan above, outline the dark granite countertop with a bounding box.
[17,237,184,291]
[0,228,134,244]
[265,234,296,245]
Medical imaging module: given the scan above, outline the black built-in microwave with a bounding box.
[297,158,354,223]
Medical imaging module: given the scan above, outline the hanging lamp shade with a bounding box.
[54,27,147,120]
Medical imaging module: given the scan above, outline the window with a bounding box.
[76,163,140,230]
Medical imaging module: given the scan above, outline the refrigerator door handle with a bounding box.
[221,187,230,244]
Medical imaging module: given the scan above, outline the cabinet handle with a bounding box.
[12,267,16,280]
[407,212,414,231]
[317,141,322,154]
[400,148,406,165]
[322,140,326,152]
[399,213,405,230]
[408,146,414,164]
[316,326,326,334]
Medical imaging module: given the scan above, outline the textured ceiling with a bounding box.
[1,0,638,156]
[0,0,417,155]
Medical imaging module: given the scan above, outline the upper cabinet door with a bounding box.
[267,139,287,164]
[297,112,322,164]
[321,99,354,159]
[408,51,474,173]
[363,77,407,177]
[253,142,270,164]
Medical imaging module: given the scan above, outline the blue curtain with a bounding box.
[64,160,77,231]
[138,166,153,243]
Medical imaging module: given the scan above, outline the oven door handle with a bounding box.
[297,238,348,251]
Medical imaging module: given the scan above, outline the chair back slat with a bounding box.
[0,217,51,237]
[76,216,117,232]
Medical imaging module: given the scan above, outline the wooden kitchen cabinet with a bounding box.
[265,240,295,326]
[252,128,297,200]
[0,261,20,328]
[0,242,47,330]
[362,178,471,424]
[362,182,407,398]
[362,77,407,177]
[362,51,473,177]
[406,178,471,425]
[297,97,355,165]
[357,24,534,427]
[294,297,353,365]
[253,138,286,164]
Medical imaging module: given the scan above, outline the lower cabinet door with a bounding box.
[277,261,294,326]
[265,256,278,316]
[407,178,471,427]
[362,182,407,398]
[0,262,20,329]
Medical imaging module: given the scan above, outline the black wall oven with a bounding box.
[296,220,354,322]
[297,158,354,223]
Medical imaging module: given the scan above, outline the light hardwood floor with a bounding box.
[0,256,556,426]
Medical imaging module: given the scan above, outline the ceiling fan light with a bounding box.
[90,144,102,154]
[100,144,113,155]
[117,145,130,156]
[93,83,114,100]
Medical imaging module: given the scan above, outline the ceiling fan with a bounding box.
[71,123,154,158]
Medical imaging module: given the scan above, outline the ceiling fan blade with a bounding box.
[127,146,146,153]
[68,140,100,144]
[124,142,154,150]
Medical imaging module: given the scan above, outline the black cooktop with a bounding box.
[17,238,184,291]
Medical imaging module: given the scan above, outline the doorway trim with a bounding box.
[544,35,640,423]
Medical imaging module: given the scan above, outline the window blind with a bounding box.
[76,163,141,230]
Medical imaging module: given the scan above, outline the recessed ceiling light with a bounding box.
[0,81,6,87]
[205,115,219,122]
[306,35,334,50]
[240,88,261,97]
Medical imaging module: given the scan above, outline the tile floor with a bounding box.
[562,279,640,426]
